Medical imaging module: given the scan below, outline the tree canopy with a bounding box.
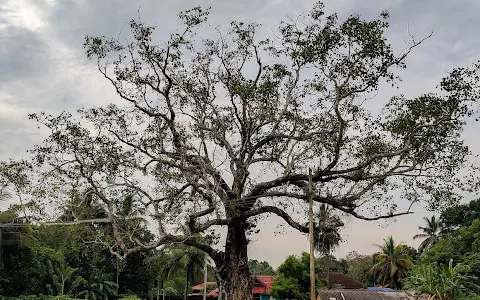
[270,252,324,300]
[345,251,375,287]
[440,198,480,231]
[248,260,276,275]
[421,218,480,284]
[3,1,480,299]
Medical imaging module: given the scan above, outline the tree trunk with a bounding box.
[116,258,120,287]
[184,268,189,300]
[0,229,2,268]
[217,222,252,300]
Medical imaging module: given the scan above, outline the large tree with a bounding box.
[25,2,480,299]
[345,251,375,286]
[440,198,480,231]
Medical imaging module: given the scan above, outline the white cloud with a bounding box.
[0,0,50,31]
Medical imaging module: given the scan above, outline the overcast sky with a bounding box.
[1,0,480,268]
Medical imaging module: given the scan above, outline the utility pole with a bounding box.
[308,168,316,300]
[203,256,208,300]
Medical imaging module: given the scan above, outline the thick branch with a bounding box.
[244,205,309,233]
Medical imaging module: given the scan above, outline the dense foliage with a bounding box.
[404,259,479,300]
[345,251,375,287]
[270,252,325,300]
[440,198,480,231]
[0,210,154,298]
[248,260,276,276]
[2,198,480,298]
[403,199,480,298]
[0,202,215,298]
[420,219,480,286]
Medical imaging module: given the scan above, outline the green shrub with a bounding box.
[118,296,142,300]
[0,296,83,300]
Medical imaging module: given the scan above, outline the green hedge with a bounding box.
[0,296,83,300]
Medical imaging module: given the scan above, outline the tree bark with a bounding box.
[184,270,189,300]
[0,230,2,268]
[217,222,253,300]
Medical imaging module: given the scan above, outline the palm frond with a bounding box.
[413,233,429,239]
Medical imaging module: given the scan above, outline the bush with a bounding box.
[118,296,142,300]
[0,296,82,300]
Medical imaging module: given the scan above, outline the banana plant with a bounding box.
[77,280,119,300]
[404,259,480,299]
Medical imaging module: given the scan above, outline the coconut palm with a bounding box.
[313,204,343,256]
[413,216,442,253]
[310,204,343,287]
[370,236,414,289]
[161,245,207,300]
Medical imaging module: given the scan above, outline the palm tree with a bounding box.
[314,204,343,256]
[311,204,343,288]
[161,245,207,300]
[413,216,442,253]
[370,236,414,289]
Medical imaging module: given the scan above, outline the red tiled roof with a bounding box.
[319,272,365,289]
[191,282,217,291]
[254,275,276,294]
[202,275,278,297]
[207,288,219,297]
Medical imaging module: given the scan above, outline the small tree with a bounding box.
[270,252,323,300]
[25,2,480,299]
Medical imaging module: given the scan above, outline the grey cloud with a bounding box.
[0,117,39,159]
[0,26,53,84]
[386,0,480,65]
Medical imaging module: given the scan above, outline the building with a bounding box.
[189,282,218,298]
[191,276,280,300]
